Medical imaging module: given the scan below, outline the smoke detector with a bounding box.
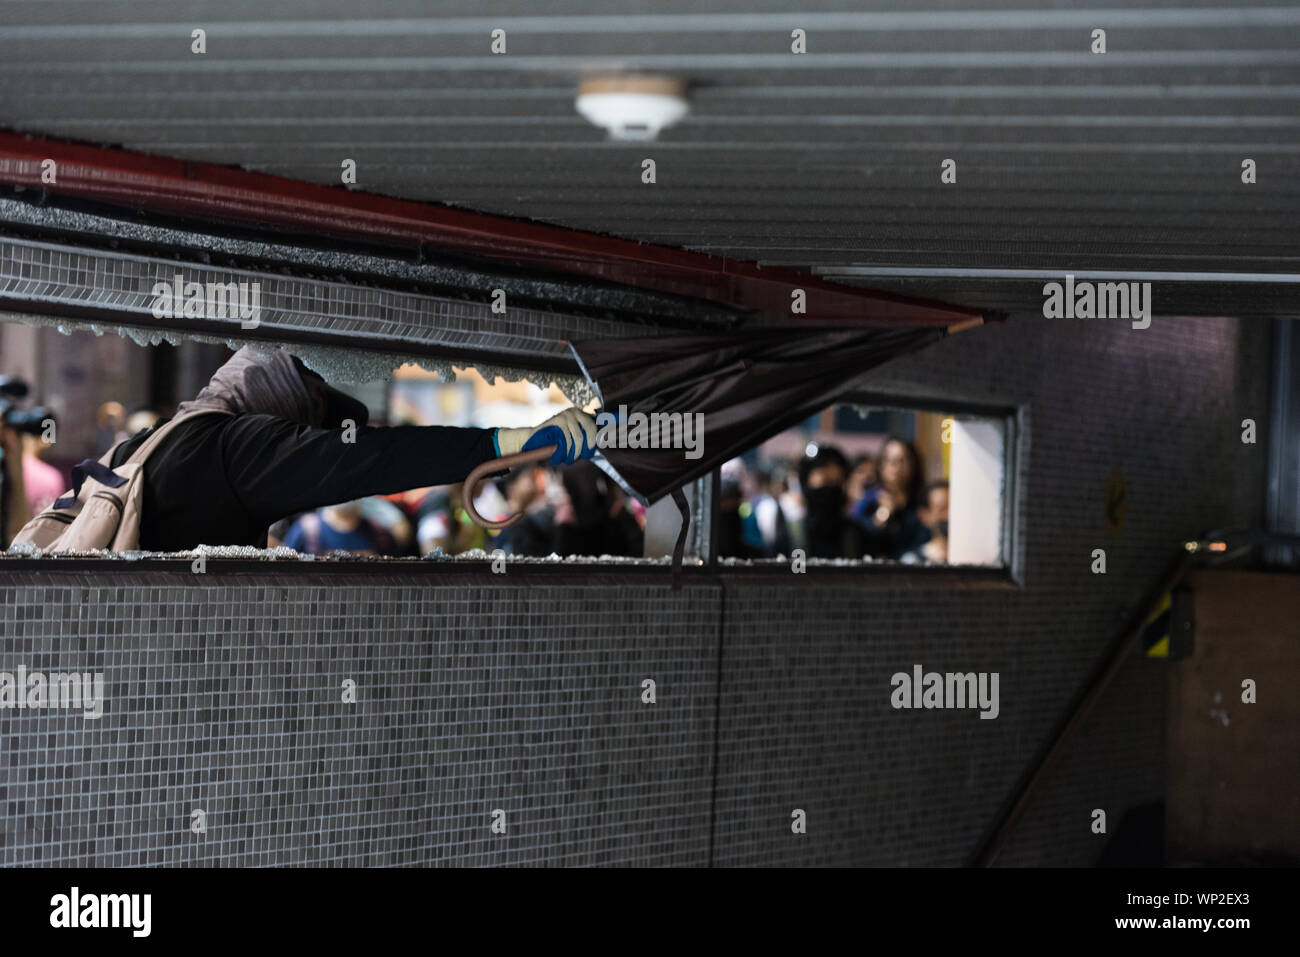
[575,75,689,142]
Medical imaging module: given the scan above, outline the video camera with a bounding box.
[0,375,55,436]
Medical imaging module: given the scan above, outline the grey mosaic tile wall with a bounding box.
[712,315,1271,866]
[0,573,720,866]
[0,315,1270,866]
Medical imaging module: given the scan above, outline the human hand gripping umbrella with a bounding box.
[463,408,598,529]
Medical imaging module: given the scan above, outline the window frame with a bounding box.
[704,389,1023,583]
[2,314,1021,581]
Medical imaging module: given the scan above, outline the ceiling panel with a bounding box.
[1,0,1297,318]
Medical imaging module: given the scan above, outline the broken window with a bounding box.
[0,318,701,564]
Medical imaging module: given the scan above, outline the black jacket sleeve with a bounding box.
[217,414,499,525]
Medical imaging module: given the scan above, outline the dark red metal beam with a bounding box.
[0,131,981,327]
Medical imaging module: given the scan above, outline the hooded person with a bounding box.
[798,443,859,559]
[105,345,596,552]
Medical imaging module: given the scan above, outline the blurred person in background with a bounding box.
[746,464,792,557]
[125,408,159,438]
[382,485,433,528]
[717,473,760,559]
[1,377,58,542]
[852,435,929,561]
[267,512,298,548]
[845,455,878,518]
[272,492,435,557]
[94,401,129,451]
[554,461,642,557]
[358,495,414,555]
[624,495,647,531]
[20,432,64,518]
[798,443,862,558]
[776,461,806,552]
[719,460,760,557]
[282,500,389,556]
[900,481,949,565]
[416,480,507,555]
[0,424,29,543]
[1,382,58,546]
[494,465,556,556]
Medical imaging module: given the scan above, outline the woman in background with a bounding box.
[852,436,930,561]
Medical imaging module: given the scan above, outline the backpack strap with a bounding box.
[52,460,129,509]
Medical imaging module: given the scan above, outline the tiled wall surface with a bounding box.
[1,574,720,866]
[713,315,1269,866]
[0,316,1271,866]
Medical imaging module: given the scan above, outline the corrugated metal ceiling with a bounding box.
[1,0,1297,318]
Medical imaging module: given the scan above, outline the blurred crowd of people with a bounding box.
[717,435,951,564]
[267,459,645,558]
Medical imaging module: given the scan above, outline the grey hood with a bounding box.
[175,346,368,428]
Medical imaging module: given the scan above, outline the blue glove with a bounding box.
[494,409,598,466]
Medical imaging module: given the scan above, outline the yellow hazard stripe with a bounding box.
[1143,591,1172,657]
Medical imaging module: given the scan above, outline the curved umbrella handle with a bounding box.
[461,444,558,530]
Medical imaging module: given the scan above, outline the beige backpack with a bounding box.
[11,410,229,553]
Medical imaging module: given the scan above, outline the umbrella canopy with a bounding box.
[570,324,955,508]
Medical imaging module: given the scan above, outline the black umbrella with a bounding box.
[465,319,984,579]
